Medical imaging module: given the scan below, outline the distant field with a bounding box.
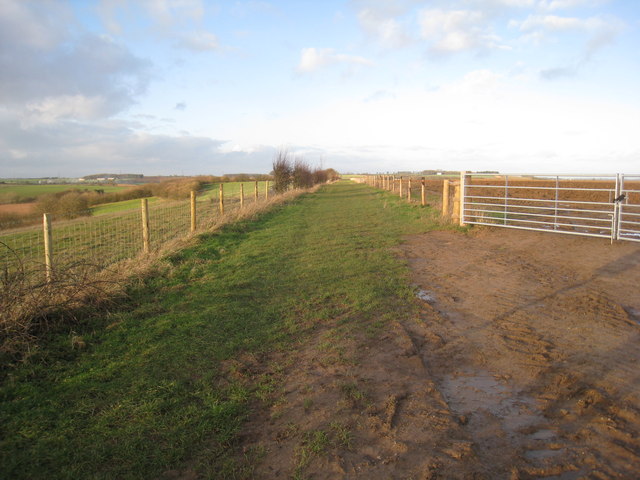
[0,182,272,228]
[90,197,160,215]
[0,203,35,215]
[90,182,269,216]
[205,181,270,199]
[0,184,127,203]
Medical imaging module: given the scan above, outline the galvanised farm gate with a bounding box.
[460,173,640,243]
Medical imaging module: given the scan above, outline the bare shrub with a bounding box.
[272,151,293,193]
[35,191,91,220]
[293,159,314,189]
[324,168,340,182]
[272,151,338,192]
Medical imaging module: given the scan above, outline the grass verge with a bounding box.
[0,181,452,479]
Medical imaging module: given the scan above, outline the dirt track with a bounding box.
[401,227,640,478]
[236,227,640,479]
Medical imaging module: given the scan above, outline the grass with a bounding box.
[0,184,126,203]
[0,181,451,479]
[205,181,271,200]
[293,423,353,479]
[90,197,160,215]
[88,182,271,216]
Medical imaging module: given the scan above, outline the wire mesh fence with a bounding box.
[1,181,272,283]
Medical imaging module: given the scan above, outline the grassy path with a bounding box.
[0,181,445,479]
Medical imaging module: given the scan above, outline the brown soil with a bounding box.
[0,202,36,215]
[233,227,640,479]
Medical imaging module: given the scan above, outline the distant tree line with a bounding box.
[271,151,339,193]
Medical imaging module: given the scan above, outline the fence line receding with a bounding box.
[361,172,640,243]
[0,181,273,282]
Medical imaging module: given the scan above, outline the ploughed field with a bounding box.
[420,178,640,202]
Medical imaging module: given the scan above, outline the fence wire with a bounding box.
[1,182,273,283]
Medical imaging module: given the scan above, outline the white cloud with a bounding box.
[297,48,374,74]
[537,0,606,11]
[418,9,507,54]
[496,0,537,6]
[23,95,110,125]
[514,13,612,32]
[98,0,207,37]
[0,2,149,113]
[511,12,624,77]
[0,107,268,177]
[231,1,279,17]
[0,0,72,49]
[357,8,413,48]
[140,0,204,27]
[446,69,504,93]
[175,31,220,51]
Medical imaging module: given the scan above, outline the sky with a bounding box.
[1,0,639,177]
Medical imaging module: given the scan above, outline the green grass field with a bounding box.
[89,182,271,215]
[204,181,270,199]
[90,197,160,215]
[0,184,127,203]
[0,181,450,479]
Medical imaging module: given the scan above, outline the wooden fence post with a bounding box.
[452,186,460,223]
[407,178,412,202]
[240,183,244,209]
[141,198,150,253]
[219,183,224,215]
[442,179,450,217]
[399,177,403,198]
[459,171,467,226]
[265,180,270,199]
[391,176,395,193]
[190,191,196,233]
[421,177,426,206]
[254,181,259,202]
[43,213,53,282]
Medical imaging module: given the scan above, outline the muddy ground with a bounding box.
[235,227,640,479]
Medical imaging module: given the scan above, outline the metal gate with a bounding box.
[618,174,640,241]
[461,173,640,242]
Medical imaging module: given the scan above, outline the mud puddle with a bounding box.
[439,368,546,437]
[414,288,436,304]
